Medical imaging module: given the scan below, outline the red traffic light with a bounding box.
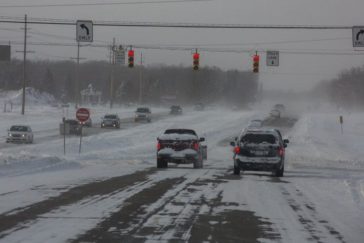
[253,54,259,73]
[193,52,200,70]
[128,50,134,57]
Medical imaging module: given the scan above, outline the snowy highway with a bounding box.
[0,104,363,243]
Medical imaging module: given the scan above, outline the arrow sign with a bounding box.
[76,20,93,42]
[80,24,90,35]
[353,26,364,47]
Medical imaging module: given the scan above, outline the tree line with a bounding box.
[313,65,364,109]
[0,59,259,106]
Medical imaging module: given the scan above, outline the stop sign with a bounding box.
[76,108,90,122]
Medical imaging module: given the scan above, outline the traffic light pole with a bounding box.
[21,15,27,115]
[139,52,143,105]
[110,38,116,109]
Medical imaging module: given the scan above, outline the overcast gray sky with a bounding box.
[1,0,364,91]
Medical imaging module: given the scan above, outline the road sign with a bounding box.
[76,20,93,42]
[76,108,90,122]
[266,51,279,66]
[115,46,125,65]
[353,26,364,47]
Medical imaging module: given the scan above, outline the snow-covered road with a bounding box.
[0,104,363,242]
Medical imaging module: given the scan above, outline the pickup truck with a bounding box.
[157,129,207,168]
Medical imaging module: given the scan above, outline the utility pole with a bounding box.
[76,42,80,106]
[110,38,116,109]
[139,52,143,105]
[21,14,27,115]
[71,43,86,106]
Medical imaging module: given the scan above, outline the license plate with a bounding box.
[252,150,268,156]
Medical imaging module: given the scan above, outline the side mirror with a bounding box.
[230,141,235,147]
[200,137,205,142]
[283,139,289,144]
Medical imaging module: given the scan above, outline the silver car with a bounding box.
[6,125,34,144]
[134,107,152,122]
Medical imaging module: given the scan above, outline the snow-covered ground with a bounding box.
[0,90,363,242]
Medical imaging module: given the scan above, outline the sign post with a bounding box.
[339,115,344,134]
[76,108,90,154]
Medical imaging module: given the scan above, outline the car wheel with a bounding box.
[233,164,240,175]
[157,158,167,168]
[275,164,284,177]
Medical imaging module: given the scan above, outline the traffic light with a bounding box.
[253,54,259,73]
[128,49,134,68]
[193,52,200,70]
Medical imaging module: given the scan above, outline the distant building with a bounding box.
[80,84,102,105]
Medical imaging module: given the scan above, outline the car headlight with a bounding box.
[22,134,26,137]
[8,133,12,137]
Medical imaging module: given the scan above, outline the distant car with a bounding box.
[270,109,281,118]
[101,114,121,128]
[79,118,92,127]
[247,119,263,128]
[170,105,183,115]
[230,128,289,177]
[6,125,34,144]
[194,103,205,111]
[63,119,82,135]
[135,107,152,122]
[273,104,285,113]
[157,129,207,168]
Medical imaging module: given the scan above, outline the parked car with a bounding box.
[230,128,289,177]
[194,103,205,111]
[79,118,92,127]
[170,105,183,115]
[134,107,152,122]
[6,125,34,144]
[101,114,120,128]
[157,129,207,168]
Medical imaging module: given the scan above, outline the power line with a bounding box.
[0,16,353,29]
[0,0,212,8]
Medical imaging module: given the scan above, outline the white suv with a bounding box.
[135,107,152,122]
[6,125,34,144]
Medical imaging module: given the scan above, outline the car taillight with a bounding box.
[157,142,161,151]
[278,147,284,156]
[234,146,241,154]
[193,142,199,151]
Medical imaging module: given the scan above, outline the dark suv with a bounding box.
[170,105,183,115]
[230,128,289,177]
[157,129,207,168]
[101,114,121,128]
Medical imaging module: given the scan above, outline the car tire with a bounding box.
[275,164,284,177]
[157,159,167,168]
[233,164,240,175]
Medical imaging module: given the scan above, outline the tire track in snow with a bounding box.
[0,168,156,238]
[280,186,345,243]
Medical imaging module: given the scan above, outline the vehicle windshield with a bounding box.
[241,133,276,144]
[164,129,196,135]
[10,126,28,132]
[104,115,117,119]
[136,108,149,113]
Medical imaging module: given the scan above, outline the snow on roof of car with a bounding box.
[158,133,198,140]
